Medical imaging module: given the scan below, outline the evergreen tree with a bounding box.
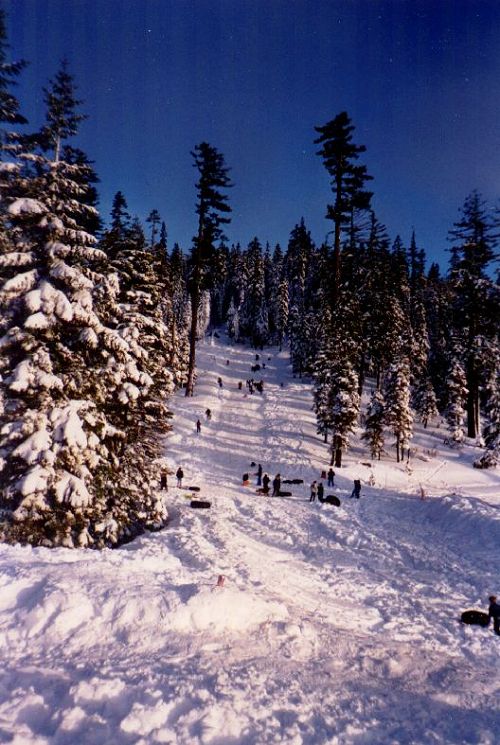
[314,112,372,308]
[110,191,131,236]
[146,209,161,246]
[384,358,413,462]
[0,64,167,548]
[327,359,360,467]
[414,377,439,428]
[448,191,498,437]
[474,352,500,468]
[275,279,289,351]
[362,389,385,460]
[445,358,468,444]
[0,8,27,138]
[186,142,231,396]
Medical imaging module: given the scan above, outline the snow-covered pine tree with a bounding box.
[362,389,385,459]
[414,376,439,428]
[327,358,360,467]
[445,357,468,445]
[239,237,269,347]
[275,279,289,351]
[384,357,413,462]
[226,299,240,341]
[474,347,499,468]
[448,191,498,438]
[185,142,232,396]
[0,63,167,548]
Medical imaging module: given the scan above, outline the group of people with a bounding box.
[159,466,184,490]
[245,378,264,394]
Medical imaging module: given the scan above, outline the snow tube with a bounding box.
[188,486,200,492]
[324,495,340,506]
[190,500,211,509]
[461,610,489,627]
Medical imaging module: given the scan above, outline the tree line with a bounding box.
[0,11,498,549]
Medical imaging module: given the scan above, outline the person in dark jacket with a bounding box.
[262,473,270,494]
[205,408,212,420]
[176,467,184,487]
[272,473,281,496]
[350,479,361,498]
[488,595,500,635]
[317,482,324,502]
[160,470,168,490]
[196,419,201,434]
[327,468,335,487]
[257,463,263,485]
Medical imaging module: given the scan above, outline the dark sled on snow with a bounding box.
[256,488,269,494]
[188,486,200,492]
[461,610,489,627]
[319,494,340,506]
[190,499,211,509]
[278,491,292,497]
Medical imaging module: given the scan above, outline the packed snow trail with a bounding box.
[0,335,499,744]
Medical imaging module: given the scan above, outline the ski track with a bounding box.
[0,335,499,744]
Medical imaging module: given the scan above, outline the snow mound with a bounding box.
[169,586,288,633]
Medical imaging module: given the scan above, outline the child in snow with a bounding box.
[262,474,270,494]
[272,474,281,496]
[196,419,201,434]
[310,481,318,502]
[160,470,168,490]
[176,467,184,487]
[205,408,212,420]
[317,482,324,502]
[327,468,335,487]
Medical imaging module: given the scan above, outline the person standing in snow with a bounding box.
[327,468,335,487]
[176,467,184,487]
[317,482,324,502]
[272,473,281,496]
[257,463,263,486]
[196,419,201,434]
[160,470,168,490]
[262,473,270,494]
[205,408,212,420]
[238,381,243,390]
[217,377,223,388]
[310,481,318,502]
[488,595,500,635]
[350,479,361,498]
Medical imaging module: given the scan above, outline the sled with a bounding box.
[461,610,489,627]
[190,499,211,509]
[256,488,269,494]
[278,491,292,497]
[188,486,200,492]
[321,494,340,506]
[291,478,304,485]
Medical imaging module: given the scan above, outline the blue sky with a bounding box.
[6,0,500,267]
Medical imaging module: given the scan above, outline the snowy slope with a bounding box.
[0,336,499,745]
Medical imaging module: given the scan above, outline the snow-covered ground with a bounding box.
[0,336,499,744]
